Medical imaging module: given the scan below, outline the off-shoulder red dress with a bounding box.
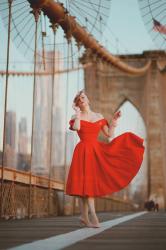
[65,118,145,197]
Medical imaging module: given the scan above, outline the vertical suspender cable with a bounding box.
[77,43,81,91]
[62,0,70,214]
[48,22,58,215]
[41,13,46,70]
[63,37,70,214]
[28,7,41,218]
[72,42,81,214]
[1,0,13,218]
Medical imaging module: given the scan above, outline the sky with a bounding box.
[103,0,156,54]
[0,0,157,151]
[0,0,157,64]
[0,0,149,193]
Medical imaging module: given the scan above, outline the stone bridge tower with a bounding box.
[81,50,166,210]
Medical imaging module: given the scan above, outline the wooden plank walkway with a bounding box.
[0,211,165,250]
[65,212,166,250]
[0,212,132,249]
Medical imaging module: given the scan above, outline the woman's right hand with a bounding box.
[72,103,81,119]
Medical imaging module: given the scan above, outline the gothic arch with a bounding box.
[84,51,166,209]
[114,100,148,203]
[114,97,145,123]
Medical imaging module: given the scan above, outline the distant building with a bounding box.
[4,111,17,168]
[18,117,28,155]
[5,111,16,149]
[32,50,65,177]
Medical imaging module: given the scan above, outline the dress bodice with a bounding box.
[69,118,109,142]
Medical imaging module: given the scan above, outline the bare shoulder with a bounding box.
[96,112,104,119]
[71,114,76,120]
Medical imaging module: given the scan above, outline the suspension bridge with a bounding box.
[0,0,166,249]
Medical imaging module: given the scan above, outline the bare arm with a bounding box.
[101,119,118,138]
[101,111,121,138]
[71,115,81,130]
[70,104,81,130]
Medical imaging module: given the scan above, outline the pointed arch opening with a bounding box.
[114,100,148,208]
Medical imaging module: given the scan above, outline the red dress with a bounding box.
[65,118,145,197]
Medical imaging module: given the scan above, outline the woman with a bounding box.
[65,89,144,228]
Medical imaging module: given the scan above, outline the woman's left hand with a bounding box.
[113,110,121,120]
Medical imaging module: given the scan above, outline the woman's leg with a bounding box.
[78,197,91,224]
[87,197,100,226]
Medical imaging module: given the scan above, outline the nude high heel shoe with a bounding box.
[91,223,101,228]
[79,217,94,228]
[89,214,101,228]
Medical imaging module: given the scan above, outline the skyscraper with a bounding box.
[18,117,28,155]
[5,111,16,149]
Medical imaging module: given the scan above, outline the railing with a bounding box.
[0,166,64,190]
[0,166,137,219]
[0,166,64,219]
